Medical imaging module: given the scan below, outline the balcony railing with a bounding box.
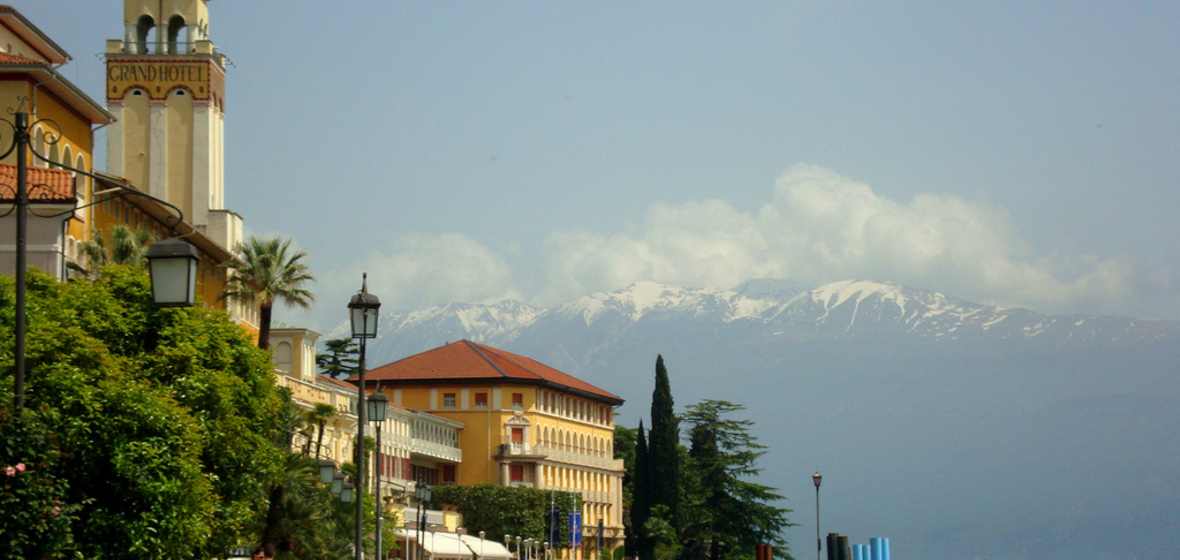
[411,439,463,462]
[498,442,544,458]
[106,39,225,66]
[533,445,624,470]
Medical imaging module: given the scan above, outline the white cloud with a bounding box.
[537,164,1140,314]
[298,164,1152,321]
[320,233,517,314]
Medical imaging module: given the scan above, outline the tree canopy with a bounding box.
[0,266,287,559]
[316,337,358,379]
[624,358,795,560]
[221,235,316,350]
[682,400,794,560]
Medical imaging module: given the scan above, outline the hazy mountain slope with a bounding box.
[326,279,1180,560]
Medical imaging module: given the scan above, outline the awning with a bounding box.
[397,530,513,559]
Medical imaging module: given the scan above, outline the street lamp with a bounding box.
[480,530,486,559]
[813,472,822,560]
[4,108,199,413]
[319,460,337,484]
[369,392,388,560]
[416,482,432,560]
[516,536,522,560]
[349,274,380,560]
[145,238,200,307]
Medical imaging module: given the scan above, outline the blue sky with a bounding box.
[23,1,1180,330]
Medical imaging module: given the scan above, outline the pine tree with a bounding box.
[681,400,794,560]
[315,338,358,379]
[648,355,681,528]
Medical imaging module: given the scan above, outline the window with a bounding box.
[475,392,488,407]
[512,393,523,408]
[442,464,456,484]
[412,465,438,486]
[510,464,524,482]
[443,393,456,408]
[511,427,524,443]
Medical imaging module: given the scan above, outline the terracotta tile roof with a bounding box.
[0,52,40,64]
[362,340,624,405]
[317,375,358,392]
[0,162,74,202]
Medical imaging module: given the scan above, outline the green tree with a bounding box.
[681,400,794,560]
[0,266,287,559]
[645,505,682,560]
[259,452,355,560]
[221,235,316,350]
[628,420,652,559]
[428,484,580,548]
[316,338,358,379]
[69,225,154,278]
[307,402,338,459]
[648,355,681,528]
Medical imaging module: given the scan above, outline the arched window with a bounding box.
[167,15,187,54]
[73,153,86,204]
[136,15,155,54]
[273,342,293,374]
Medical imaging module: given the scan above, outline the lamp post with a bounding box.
[480,531,485,559]
[349,274,380,560]
[416,482,432,560]
[3,107,198,413]
[516,536,522,560]
[369,392,388,560]
[813,472,822,560]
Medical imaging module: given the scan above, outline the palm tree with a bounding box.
[69,225,154,278]
[221,235,315,350]
[308,403,338,459]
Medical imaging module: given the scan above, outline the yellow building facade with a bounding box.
[0,6,111,279]
[364,340,627,554]
[0,2,254,328]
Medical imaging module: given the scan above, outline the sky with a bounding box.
[23,1,1180,331]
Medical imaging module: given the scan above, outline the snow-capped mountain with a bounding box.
[761,279,1177,344]
[336,279,1179,366]
[320,279,1180,560]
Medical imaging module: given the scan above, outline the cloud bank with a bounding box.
[331,164,1150,319]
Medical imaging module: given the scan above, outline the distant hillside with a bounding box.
[326,279,1180,560]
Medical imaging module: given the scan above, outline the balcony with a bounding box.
[533,445,624,471]
[105,39,226,68]
[497,442,545,459]
[411,439,463,463]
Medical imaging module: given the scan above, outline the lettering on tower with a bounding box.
[106,60,223,101]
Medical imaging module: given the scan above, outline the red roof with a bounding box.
[317,374,358,392]
[362,340,624,405]
[0,162,75,202]
[0,52,40,64]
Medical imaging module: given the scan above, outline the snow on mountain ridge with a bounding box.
[557,281,778,324]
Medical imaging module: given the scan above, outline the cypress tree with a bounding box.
[648,355,681,529]
[629,421,652,559]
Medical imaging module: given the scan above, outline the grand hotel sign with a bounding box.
[106,59,224,101]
